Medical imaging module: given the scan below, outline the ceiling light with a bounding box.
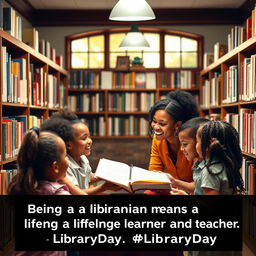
[109,0,155,21]
[119,25,150,50]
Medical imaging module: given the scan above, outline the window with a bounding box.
[67,28,202,70]
[71,35,104,68]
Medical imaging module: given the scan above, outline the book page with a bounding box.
[95,158,130,189]
[131,167,170,184]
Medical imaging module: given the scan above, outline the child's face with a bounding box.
[151,110,177,141]
[69,122,92,158]
[196,127,203,160]
[56,137,70,179]
[178,128,197,161]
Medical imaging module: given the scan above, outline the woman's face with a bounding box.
[151,109,177,141]
[178,128,198,161]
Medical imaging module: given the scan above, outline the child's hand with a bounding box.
[166,173,178,187]
[170,187,188,195]
[102,182,122,191]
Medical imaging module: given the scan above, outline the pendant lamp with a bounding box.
[119,25,150,50]
[109,0,155,21]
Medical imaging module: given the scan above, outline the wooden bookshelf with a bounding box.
[68,70,200,137]
[0,29,68,178]
[200,33,256,253]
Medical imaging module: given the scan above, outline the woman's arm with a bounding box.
[149,137,165,171]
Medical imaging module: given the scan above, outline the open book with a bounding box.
[95,158,171,193]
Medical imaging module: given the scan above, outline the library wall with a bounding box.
[36,25,234,64]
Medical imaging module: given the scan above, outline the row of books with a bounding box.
[68,70,199,90]
[29,64,59,108]
[240,55,256,101]
[2,5,22,41]
[227,26,246,52]
[108,92,155,112]
[68,93,104,112]
[1,115,45,161]
[161,71,199,89]
[68,71,157,89]
[1,47,27,104]
[201,72,221,108]
[0,169,17,195]
[23,28,64,67]
[1,116,27,161]
[222,65,238,104]
[108,116,149,136]
[242,158,256,195]
[224,109,256,156]
[1,5,63,68]
[79,116,149,136]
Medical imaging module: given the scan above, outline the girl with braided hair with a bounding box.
[193,120,245,195]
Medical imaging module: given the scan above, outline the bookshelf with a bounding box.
[68,69,200,138]
[0,29,68,188]
[200,35,256,254]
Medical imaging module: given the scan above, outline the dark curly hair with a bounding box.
[40,117,74,142]
[149,90,199,124]
[51,109,79,121]
[199,120,245,194]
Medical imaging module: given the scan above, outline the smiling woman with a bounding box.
[148,91,199,182]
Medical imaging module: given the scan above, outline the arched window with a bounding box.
[66,27,203,70]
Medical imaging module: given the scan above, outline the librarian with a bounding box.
[148,90,199,185]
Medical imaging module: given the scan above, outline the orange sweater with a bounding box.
[149,136,193,182]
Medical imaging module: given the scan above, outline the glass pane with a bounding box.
[110,33,126,52]
[89,35,104,52]
[144,53,160,68]
[165,52,181,68]
[110,53,126,68]
[165,35,180,51]
[71,38,88,52]
[89,53,104,68]
[181,37,198,51]
[182,52,197,68]
[71,53,88,68]
[144,33,160,52]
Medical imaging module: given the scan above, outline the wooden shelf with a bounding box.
[68,69,200,137]
[242,152,256,159]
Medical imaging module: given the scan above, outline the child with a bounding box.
[169,117,209,195]
[8,128,70,195]
[8,128,69,256]
[40,111,120,195]
[194,120,245,195]
[171,119,245,195]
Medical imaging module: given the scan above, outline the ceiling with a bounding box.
[26,0,246,10]
[6,0,254,26]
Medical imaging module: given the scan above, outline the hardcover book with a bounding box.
[95,158,171,193]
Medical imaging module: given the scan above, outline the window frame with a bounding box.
[66,27,203,71]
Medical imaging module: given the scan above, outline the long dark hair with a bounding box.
[8,130,61,195]
[200,120,245,194]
